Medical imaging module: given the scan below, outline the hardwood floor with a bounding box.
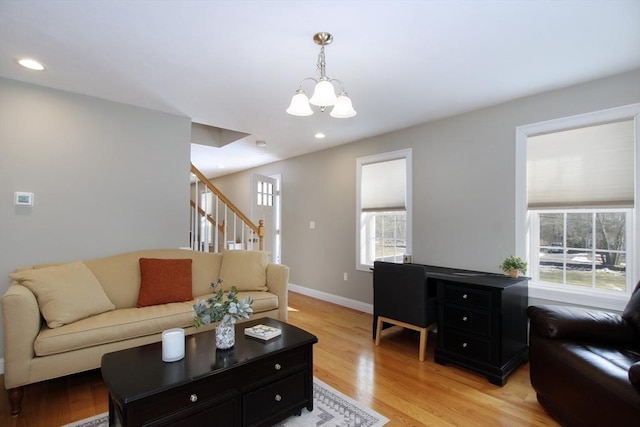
[0,291,558,426]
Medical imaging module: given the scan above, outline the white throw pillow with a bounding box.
[9,261,115,328]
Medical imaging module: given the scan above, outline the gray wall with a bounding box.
[0,78,192,359]
[213,70,640,307]
[1,71,638,365]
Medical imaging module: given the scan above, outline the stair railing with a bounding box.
[190,163,264,252]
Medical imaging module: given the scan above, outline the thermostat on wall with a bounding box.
[14,192,34,206]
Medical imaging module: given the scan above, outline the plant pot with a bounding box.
[215,322,235,350]
[508,269,519,278]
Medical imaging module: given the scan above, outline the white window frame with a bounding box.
[515,104,640,311]
[356,149,412,272]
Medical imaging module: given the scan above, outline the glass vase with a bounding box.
[215,322,235,350]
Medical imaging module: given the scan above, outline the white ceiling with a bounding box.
[1,1,639,178]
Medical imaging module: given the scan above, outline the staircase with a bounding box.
[189,163,263,252]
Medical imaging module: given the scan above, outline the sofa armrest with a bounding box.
[528,305,638,346]
[1,283,42,388]
[266,263,289,321]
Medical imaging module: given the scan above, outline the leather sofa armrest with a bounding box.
[1,283,42,388]
[528,305,638,345]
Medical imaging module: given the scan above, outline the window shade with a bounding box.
[361,158,406,211]
[527,119,635,209]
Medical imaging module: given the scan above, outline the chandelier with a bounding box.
[286,32,357,118]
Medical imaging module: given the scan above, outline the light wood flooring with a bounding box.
[0,291,559,426]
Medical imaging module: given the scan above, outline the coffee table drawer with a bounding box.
[146,396,236,427]
[128,371,236,423]
[240,348,307,384]
[242,372,307,426]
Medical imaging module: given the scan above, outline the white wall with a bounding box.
[0,78,192,361]
[213,70,640,309]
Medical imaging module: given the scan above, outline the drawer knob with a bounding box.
[462,294,468,299]
[462,316,468,322]
[190,394,198,403]
[274,363,282,370]
[275,394,282,402]
[462,342,468,348]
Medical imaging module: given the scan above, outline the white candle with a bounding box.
[162,328,185,362]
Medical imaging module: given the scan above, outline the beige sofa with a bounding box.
[1,249,288,416]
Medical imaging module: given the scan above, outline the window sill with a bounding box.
[528,282,629,312]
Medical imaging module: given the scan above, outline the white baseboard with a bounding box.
[288,283,373,314]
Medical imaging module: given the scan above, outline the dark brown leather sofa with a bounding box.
[527,282,640,426]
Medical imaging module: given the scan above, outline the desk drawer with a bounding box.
[240,348,307,385]
[443,285,492,309]
[242,372,307,426]
[443,330,492,363]
[444,304,492,336]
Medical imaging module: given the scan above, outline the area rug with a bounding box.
[61,377,389,427]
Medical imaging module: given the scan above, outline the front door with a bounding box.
[250,173,280,263]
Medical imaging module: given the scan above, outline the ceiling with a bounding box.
[1,1,639,178]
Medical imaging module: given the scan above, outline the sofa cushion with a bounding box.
[622,281,640,336]
[9,261,115,328]
[219,251,269,291]
[35,301,195,356]
[237,290,278,313]
[34,291,279,356]
[137,258,193,307]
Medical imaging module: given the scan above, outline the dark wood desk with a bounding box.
[373,263,529,385]
[101,318,318,427]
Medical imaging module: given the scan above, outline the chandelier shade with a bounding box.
[286,90,314,116]
[287,32,356,118]
[309,79,338,107]
[330,93,357,118]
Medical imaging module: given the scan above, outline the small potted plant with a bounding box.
[193,279,253,349]
[500,256,527,278]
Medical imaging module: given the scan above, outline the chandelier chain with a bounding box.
[316,45,327,80]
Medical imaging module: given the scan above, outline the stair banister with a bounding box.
[190,163,264,251]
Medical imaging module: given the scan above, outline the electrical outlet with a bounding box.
[343,272,348,281]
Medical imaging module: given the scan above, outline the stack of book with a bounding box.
[244,324,282,341]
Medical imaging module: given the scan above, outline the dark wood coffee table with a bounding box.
[101,317,318,427]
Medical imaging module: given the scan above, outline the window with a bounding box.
[256,179,273,207]
[356,149,412,270]
[530,209,631,292]
[516,104,639,309]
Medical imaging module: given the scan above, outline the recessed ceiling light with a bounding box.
[256,140,267,147]
[18,58,45,71]
[314,133,326,139]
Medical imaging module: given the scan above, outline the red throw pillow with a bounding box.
[137,258,193,307]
